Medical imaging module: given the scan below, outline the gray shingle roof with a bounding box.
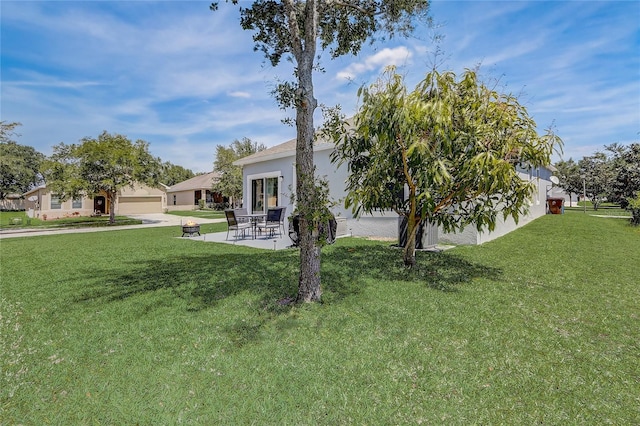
[167,171,222,193]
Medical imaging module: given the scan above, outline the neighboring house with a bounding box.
[166,171,224,211]
[0,194,25,211]
[235,135,557,245]
[23,183,167,219]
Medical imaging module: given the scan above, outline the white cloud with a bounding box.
[336,47,413,81]
[229,91,251,99]
[2,0,638,173]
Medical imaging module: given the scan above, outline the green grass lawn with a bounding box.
[565,204,631,217]
[0,211,142,229]
[1,213,638,424]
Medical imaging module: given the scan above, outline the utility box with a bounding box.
[547,197,565,214]
[398,216,438,249]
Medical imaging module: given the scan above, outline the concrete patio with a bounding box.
[179,229,297,251]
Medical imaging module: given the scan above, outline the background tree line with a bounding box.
[0,121,196,204]
[1,120,266,218]
[555,143,640,212]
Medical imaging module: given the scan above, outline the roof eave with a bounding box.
[234,142,335,167]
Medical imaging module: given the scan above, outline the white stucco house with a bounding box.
[234,135,557,245]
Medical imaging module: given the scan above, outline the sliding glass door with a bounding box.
[251,179,264,213]
[251,176,279,214]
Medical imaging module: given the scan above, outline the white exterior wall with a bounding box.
[241,146,398,238]
[439,166,553,245]
[240,143,556,245]
[242,155,295,231]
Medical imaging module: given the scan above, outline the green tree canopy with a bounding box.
[159,162,195,187]
[554,158,582,206]
[215,0,431,302]
[213,137,266,207]
[42,131,161,223]
[0,121,45,199]
[609,142,640,209]
[578,151,615,210]
[328,67,561,266]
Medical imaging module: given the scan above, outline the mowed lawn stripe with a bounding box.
[1,213,638,424]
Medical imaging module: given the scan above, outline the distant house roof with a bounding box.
[167,171,222,193]
[234,137,335,167]
[23,185,47,197]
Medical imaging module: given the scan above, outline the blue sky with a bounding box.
[2,1,638,173]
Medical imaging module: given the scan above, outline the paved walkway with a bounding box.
[0,214,452,252]
[0,213,225,239]
[0,213,299,250]
[3,213,456,253]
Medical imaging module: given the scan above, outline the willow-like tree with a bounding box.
[213,138,266,208]
[577,152,615,211]
[212,0,431,302]
[42,131,161,224]
[329,67,562,267]
[554,158,582,207]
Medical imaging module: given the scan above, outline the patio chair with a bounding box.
[234,207,249,223]
[276,206,287,236]
[225,209,251,240]
[257,207,285,238]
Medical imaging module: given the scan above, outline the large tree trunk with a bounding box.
[402,183,419,267]
[293,1,321,303]
[298,222,322,302]
[108,191,117,224]
[295,64,321,302]
[403,213,419,267]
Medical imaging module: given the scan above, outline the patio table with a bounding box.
[236,213,266,239]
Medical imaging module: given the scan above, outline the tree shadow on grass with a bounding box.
[73,249,303,312]
[74,241,501,308]
[70,240,501,347]
[322,243,503,294]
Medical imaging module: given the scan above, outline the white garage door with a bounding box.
[118,196,162,214]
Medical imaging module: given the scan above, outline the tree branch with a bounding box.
[324,0,377,15]
[282,0,303,60]
[304,0,319,60]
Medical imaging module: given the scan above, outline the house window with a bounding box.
[173,195,176,206]
[72,197,82,209]
[194,190,201,205]
[266,177,278,208]
[51,195,62,209]
[250,175,279,214]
